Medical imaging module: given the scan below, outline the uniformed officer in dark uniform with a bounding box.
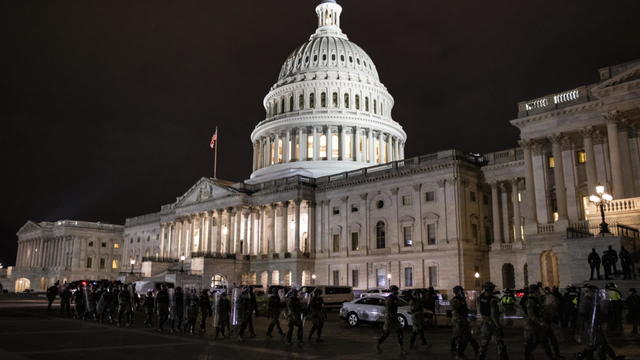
[238,287,255,341]
[408,290,430,349]
[523,284,556,360]
[450,285,479,360]
[198,289,212,334]
[307,288,326,343]
[215,291,231,339]
[588,248,602,280]
[171,287,184,332]
[155,284,170,331]
[478,282,509,360]
[117,284,133,327]
[143,290,155,327]
[626,288,640,334]
[376,285,405,356]
[286,288,304,345]
[266,288,285,338]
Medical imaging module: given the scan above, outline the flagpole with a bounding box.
[213,127,218,179]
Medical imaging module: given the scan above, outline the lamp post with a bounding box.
[589,184,613,235]
[129,258,135,275]
[180,255,186,273]
[387,273,392,286]
[311,274,316,285]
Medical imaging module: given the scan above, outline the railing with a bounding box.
[484,148,524,165]
[518,86,590,118]
[125,212,161,226]
[141,256,177,263]
[537,223,555,233]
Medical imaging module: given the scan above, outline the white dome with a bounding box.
[247,0,406,184]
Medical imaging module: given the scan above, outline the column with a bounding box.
[226,210,233,254]
[281,201,289,253]
[308,200,315,254]
[512,178,522,242]
[550,134,568,221]
[326,126,333,160]
[400,141,405,159]
[354,127,361,162]
[490,182,502,243]
[369,129,375,163]
[270,204,277,255]
[216,209,223,254]
[604,112,625,197]
[393,137,399,161]
[235,209,242,255]
[339,126,346,160]
[386,134,393,162]
[273,133,280,164]
[284,130,290,163]
[294,199,301,254]
[241,211,249,255]
[297,128,304,161]
[377,131,383,163]
[520,139,538,226]
[312,127,318,160]
[500,183,511,242]
[252,142,257,171]
[160,224,166,257]
[265,136,271,166]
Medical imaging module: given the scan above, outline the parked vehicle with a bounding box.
[359,288,391,298]
[339,295,434,328]
[300,285,354,308]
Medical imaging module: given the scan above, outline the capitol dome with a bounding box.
[248,0,406,183]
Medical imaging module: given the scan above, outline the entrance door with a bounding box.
[540,250,559,287]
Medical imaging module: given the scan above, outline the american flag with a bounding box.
[210,128,218,149]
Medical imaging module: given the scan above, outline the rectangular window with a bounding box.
[101,242,106,248]
[427,223,436,245]
[351,204,359,213]
[428,266,438,287]
[404,267,413,287]
[548,156,555,168]
[86,257,92,269]
[113,243,120,249]
[99,258,106,269]
[470,191,476,202]
[402,195,412,206]
[471,224,478,241]
[277,139,283,162]
[332,92,338,107]
[351,232,359,251]
[111,259,119,269]
[376,268,386,288]
[307,135,314,160]
[351,269,359,288]
[332,270,340,286]
[332,234,340,252]
[577,150,587,164]
[332,207,340,215]
[403,226,413,247]
[425,191,435,202]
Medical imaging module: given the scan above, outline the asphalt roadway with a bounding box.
[0,298,638,360]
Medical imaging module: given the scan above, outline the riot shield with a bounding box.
[84,286,96,313]
[230,287,241,326]
[212,292,221,328]
[278,289,286,303]
[129,285,137,312]
[465,290,479,319]
[577,287,608,346]
[301,291,310,330]
[183,288,192,318]
[168,288,176,320]
[96,290,106,315]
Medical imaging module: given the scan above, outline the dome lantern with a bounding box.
[313,0,346,40]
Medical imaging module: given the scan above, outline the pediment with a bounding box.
[175,178,239,207]
[595,62,640,90]
[16,221,41,236]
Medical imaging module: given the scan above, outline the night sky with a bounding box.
[2,0,639,265]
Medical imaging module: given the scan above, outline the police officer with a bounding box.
[72,284,85,319]
[185,289,199,335]
[266,288,284,338]
[376,285,406,356]
[198,289,212,334]
[97,286,114,323]
[619,246,632,280]
[450,285,479,360]
[606,283,623,333]
[117,284,133,327]
[408,290,430,349]
[500,288,516,326]
[247,286,258,337]
[424,287,438,325]
[46,281,59,311]
[541,287,562,359]
[171,287,184,332]
[143,290,155,327]
[215,291,231,339]
[626,288,640,334]
[588,248,602,280]
[478,282,508,360]
[307,289,326,343]
[60,285,72,316]
[156,285,170,331]
[561,286,578,330]
[523,284,556,360]
[285,289,304,345]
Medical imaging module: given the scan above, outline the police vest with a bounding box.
[501,295,515,305]
[479,294,492,317]
[608,290,622,301]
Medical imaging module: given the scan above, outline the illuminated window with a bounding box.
[307,135,314,159]
[321,92,327,107]
[553,212,559,222]
[270,143,275,164]
[332,134,339,158]
[295,137,300,160]
[403,226,413,246]
[332,92,338,107]
[383,143,388,163]
[113,243,120,249]
[375,141,380,163]
[344,93,349,108]
[277,139,283,162]
[518,192,522,202]
[111,259,119,269]
[320,135,327,158]
[345,133,352,159]
[577,150,587,164]
[310,93,315,108]
[548,156,555,168]
[355,95,360,110]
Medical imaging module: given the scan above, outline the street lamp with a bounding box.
[474,272,480,279]
[311,274,316,285]
[180,255,186,273]
[129,258,135,275]
[589,184,613,235]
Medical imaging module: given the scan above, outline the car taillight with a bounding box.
[516,292,524,297]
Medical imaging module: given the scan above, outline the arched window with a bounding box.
[331,54,336,61]
[355,95,360,110]
[332,92,338,107]
[280,98,285,114]
[376,221,386,249]
[365,97,370,112]
[299,94,304,109]
[344,93,349,108]
[340,54,345,62]
[322,54,327,61]
[310,93,315,108]
[289,96,294,112]
[380,102,384,116]
[373,99,377,114]
[321,92,327,107]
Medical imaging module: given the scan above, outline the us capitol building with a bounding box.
[5,0,640,293]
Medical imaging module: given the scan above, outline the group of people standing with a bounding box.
[588,245,637,280]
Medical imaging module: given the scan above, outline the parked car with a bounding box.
[339,295,434,328]
[359,288,391,298]
[300,285,354,308]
